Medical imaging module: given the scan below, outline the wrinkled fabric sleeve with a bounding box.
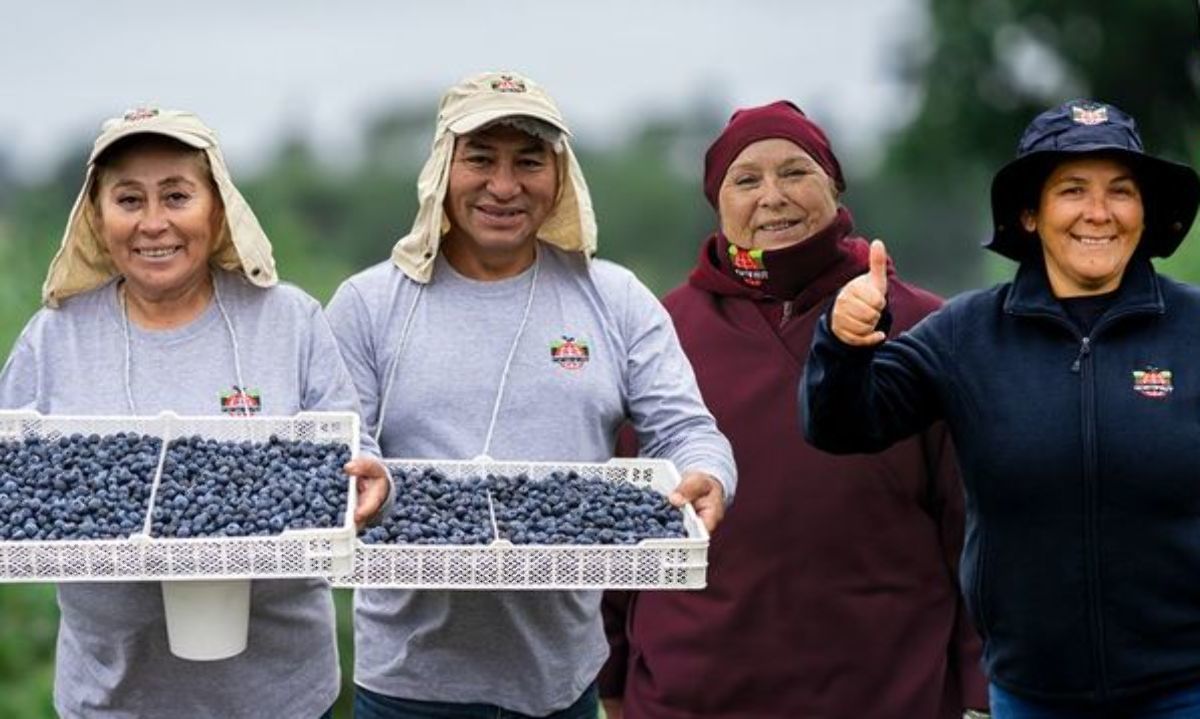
[0,326,42,411]
[325,281,386,447]
[920,424,989,712]
[801,305,953,454]
[805,305,985,708]
[619,275,736,501]
[303,299,393,520]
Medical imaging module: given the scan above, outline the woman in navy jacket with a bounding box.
[802,99,1200,718]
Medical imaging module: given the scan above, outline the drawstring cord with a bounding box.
[373,284,425,444]
[373,251,541,457]
[480,256,539,458]
[121,276,246,414]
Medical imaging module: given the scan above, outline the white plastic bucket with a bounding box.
[160,579,252,661]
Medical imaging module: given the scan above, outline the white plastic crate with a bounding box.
[336,457,708,590]
[0,410,359,583]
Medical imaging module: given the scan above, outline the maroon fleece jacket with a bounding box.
[600,218,988,718]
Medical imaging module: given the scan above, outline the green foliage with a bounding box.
[0,586,58,717]
[333,589,355,717]
[1156,223,1200,284]
[580,111,725,292]
[890,0,1198,172]
[0,144,95,352]
[849,0,1200,295]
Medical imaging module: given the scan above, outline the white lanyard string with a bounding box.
[373,283,424,444]
[121,275,246,415]
[480,254,539,458]
[373,251,541,458]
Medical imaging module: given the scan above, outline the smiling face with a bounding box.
[93,139,223,304]
[717,138,839,251]
[441,123,559,279]
[1022,156,1145,297]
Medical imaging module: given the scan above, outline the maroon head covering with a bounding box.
[703,100,845,209]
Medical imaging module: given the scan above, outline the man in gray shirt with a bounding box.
[326,71,736,717]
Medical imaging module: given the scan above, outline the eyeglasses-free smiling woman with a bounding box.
[802,99,1200,718]
[0,107,392,719]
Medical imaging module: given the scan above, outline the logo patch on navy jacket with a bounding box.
[550,336,589,370]
[1132,367,1173,399]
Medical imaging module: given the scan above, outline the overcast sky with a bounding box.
[2,0,924,177]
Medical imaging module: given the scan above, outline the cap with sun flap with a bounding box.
[389,71,597,283]
[41,107,278,307]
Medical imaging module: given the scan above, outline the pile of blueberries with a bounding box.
[361,468,494,546]
[361,469,686,546]
[150,435,350,538]
[0,433,161,541]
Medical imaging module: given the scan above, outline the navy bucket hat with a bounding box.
[987,99,1200,261]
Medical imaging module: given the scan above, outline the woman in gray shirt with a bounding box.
[0,107,391,719]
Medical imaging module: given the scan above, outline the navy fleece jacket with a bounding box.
[804,255,1200,705]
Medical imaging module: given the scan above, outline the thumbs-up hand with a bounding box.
[831,239,890,346]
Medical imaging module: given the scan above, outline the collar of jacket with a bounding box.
[1003,254,1165,324]
[687,208,879,316]
[715,207,852,299]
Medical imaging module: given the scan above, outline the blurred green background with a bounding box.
[0,2,1197,716]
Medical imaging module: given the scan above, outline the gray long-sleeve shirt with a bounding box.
[325,244,735,715]
[0,270,376,719]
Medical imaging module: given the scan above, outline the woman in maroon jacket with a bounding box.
[600,101,988,719]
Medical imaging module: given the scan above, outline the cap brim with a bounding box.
[447,107,571,136]
[987,148,1200,261]
[89,124,211,164]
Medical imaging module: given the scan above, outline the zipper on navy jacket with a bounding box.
[1014,304,1148,370]
[1075,336,1110,700]
[1068,306,1156,699]
[1009,307,1151,699]
[1070,337,1091,373]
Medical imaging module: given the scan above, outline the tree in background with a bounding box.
[579,107,725,291]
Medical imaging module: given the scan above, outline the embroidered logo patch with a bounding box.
[1071,103,1108,126]
[490,74,527,93]
[728,245,767,287]
[123,107,160,122]
[550,336,590,370]
[220,386,262,414]
[1131,367,1173,399]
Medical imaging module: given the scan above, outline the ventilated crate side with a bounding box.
[0,411,359,582]
[337,457,708,590]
